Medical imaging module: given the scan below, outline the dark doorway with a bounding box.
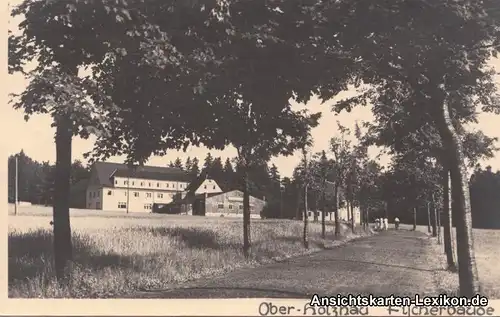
[193,198,206,216]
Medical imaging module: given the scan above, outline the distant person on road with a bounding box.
[394,217,400,230]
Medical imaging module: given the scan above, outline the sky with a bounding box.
[4,2,500,178]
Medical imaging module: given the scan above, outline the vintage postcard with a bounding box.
[3,0,500,316]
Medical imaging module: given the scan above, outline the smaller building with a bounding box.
[155,172,266,218]
[192,190,265,218]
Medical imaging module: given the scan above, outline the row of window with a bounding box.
[106,190,172,199]
[117,202,153,210]
[116,179,186,189]
[94,184,217,200]
[217,204,244,210]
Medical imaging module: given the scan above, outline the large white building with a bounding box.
[85,162,222,212]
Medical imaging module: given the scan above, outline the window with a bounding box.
[213,185,216,189]
[118,202,127,209]
[158,193,163,199]
[124,191,127,196]
[180,184,183,188]
[308,211,312,217]
[218,204,224,209]
[134,192,139,197]
[146,193,152,198]
[115,180,118,185]
[228,204,233,209]
[132,181,135,186]
[140,182,144,186]
[107,190,112,196]
[157,182,160,187]
[166,183,170,188]
[204,185,207,189]
[124,180,128,185]
[239,205,243,210]
[149,182,152,187]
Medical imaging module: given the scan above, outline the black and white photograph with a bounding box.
[4,0,500,314]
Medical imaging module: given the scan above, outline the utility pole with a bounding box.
[280,183,285,219]
[15,154,18,215]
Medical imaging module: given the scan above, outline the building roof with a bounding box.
[93,161,191,187]
[184,170,230,195]
[184,171,208,193]
[112,168,192,182]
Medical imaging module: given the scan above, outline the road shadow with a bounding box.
[8,229,139,284]
[130,226,241,250]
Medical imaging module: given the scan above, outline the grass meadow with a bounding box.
[8,205,371,298]
[401,223,500,298]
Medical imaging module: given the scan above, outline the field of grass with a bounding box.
[401,224,500,298]
[8,205,371,298]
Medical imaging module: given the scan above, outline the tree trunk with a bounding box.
[303,183,309,249]
[360,204,364,229]
[350,200,355,233]
[296,183,301,220]
[321,190,326,239]
[413,207,417,230]
[430,200,437,237]
[427,201,432,233]
[385,201,389,221]
[361,205,366,230]
[364,203,370,229]
[432,201,438,237]
[442,167,457,271]
[334,185,340,237]
[438,99,480,297]
[242,167,251,259]
[359,200,364,227]
[346,200,351,222]
[313,192,319,223]
[53,114,74,283]
[435,194,442,244]
[366,208,370,229]
[280,188,284,219]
